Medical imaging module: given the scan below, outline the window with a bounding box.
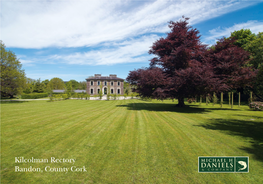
[91,89,93,94]
[97,81,100,85]
[117,89,120,94]
[91,81,93,86]
[117,81,120,86]
[97,89,100,94]
[104,81,107,86]
[111,89,114,94]
[111,81,114,86]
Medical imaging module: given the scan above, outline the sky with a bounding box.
[1,0,263,82]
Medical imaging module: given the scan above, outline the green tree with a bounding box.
[0,41,26,97]
[231,29,256,48]
[69,80,79,90]
[33,78,45,93]
[230,30,263,99]
[23,78,36,94]
[47,77,65,90]
[124,81,131,96]
[98,84,103,99]
[65,81,73,98]
[41,79,49,92]
[245,32,263,69]
[78,81,87,90]
[231,29,262,69]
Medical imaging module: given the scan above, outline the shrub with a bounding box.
[62,94,68,100]
[21,93,48,99]
[49,95,54,102]
[249,101,263,111]
[53,94,62,101]
[85,93,90,100]
[113,93,117,100]
[99,91,103,100]
[72,93,78,99]
[187,98,196,103]
[107,93,111,101]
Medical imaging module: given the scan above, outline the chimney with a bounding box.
[109,74,117,77]
[95,74,101,77]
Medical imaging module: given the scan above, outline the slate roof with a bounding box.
[86,75,124,81]
[74,90,86,93]
[53,90,86,93]
[53,90,65,93]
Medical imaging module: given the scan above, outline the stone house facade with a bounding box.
[86,74,124,95]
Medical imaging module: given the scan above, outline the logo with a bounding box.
[198,156,249,173]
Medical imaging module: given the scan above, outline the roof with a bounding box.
[53,90,86,93]
[74,90,86,93]
[86,75,124,81]
[53,90,65,93]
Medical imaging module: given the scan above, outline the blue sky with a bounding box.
[1,0,263,82]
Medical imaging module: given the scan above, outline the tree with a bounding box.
[47,77,65,90]
[68,80,79,90]
[23,78,36,94]
[41,79,49,91]
[123,81,131,96]
[127,18,256,107]
[230,29,262,69]
[78,81,87,90]
[0,41,26,97]
[229,30,262,99]
[98,84,103,99]
[128,17,216,107]
[33,78,45,93]
[245,32,263,69]
[65,81,73,98]
[230,29,256,49]
[206,37,257,91]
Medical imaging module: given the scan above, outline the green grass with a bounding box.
[1,99,263,183]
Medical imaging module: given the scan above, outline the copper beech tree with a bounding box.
[127,17,257,107]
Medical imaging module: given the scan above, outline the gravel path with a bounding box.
[1,96,138,101]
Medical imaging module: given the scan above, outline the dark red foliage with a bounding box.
[206,37,257,91]
[127,17,257,107]
[127,67,168,99]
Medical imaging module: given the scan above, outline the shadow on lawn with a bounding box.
[116,102,240,114]
[197,118,263,162]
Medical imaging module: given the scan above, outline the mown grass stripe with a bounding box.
[1,99,263,183]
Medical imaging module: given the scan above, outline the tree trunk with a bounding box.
[238,92,240,107]
[177,97,185,107]
[228,92,231,106]
[221,92,223,108]
[231,92,233,109]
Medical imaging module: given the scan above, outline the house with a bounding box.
[86,74,124,95]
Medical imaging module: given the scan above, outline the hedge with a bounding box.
[21,93,48,99]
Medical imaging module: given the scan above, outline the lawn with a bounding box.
[1,99,263,183]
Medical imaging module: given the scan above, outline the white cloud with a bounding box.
[204,20,263,45]
[19,59,35,65]
[1,0,256,48]
[51,35,159,65]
